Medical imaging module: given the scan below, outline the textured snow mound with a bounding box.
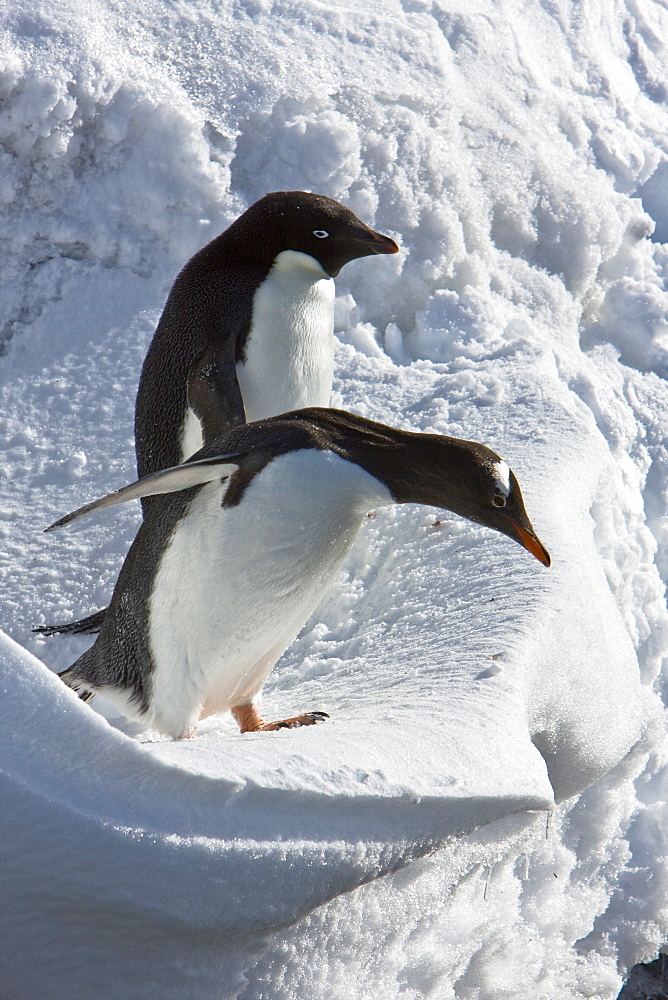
[1,0,668,997]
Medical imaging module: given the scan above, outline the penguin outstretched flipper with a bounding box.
[45,454,242,532]
[36,454,242,635]
[37,337,245,636]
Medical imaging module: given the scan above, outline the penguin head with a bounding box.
[384,434,551,566]
[245,191,399,276]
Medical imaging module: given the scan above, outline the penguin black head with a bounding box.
[395,435,551,566]
[233,191,399,276]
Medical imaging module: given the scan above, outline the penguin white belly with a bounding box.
[147,449,392,738]
[179,406,204,462]
[236,250,335,421]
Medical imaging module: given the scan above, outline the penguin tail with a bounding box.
[58,667,96,704]
[33,607,107,637]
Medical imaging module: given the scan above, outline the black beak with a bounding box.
[324,226,400,276]
[362,230,400,255]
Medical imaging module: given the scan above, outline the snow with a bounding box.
[1,0,668,997]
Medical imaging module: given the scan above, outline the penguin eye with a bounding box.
[493,494,506,508]
[313,230,329,238]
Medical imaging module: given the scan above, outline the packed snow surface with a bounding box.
[1,0,668,997]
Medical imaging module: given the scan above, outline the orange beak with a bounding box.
[509,520,551,567]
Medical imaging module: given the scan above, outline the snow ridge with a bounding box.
[1,0,667,997]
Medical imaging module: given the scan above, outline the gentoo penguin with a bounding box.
[47,408,551,739]
[36,192,399,637]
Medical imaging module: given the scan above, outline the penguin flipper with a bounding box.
[33,607,107,636]
[187,342,246,445]
[45,455,242,531]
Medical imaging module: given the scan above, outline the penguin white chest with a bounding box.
[146,449,392,737]
[179,406,204,462]
[237,250,335,420]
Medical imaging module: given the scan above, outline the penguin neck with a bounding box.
[279,409,484,517]
[270,249,331,280]
[337,435,455,509]
[236,252,336,422]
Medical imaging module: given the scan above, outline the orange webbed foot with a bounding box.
[251,712,330,732]
[231,704,329,733]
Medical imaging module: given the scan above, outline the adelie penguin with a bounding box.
[47,408,551,740]
[135,191,399,478]
[36,191,398,637]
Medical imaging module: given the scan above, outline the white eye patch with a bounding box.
[313,230,329,238]
[492,459,511,496]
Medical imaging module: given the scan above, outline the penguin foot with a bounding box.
[231,703,329,733]
[252,712,330,732]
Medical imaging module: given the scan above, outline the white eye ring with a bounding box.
[313,230,329,238]
[493,494,506,508]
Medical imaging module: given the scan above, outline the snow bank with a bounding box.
[1,0,667,997]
